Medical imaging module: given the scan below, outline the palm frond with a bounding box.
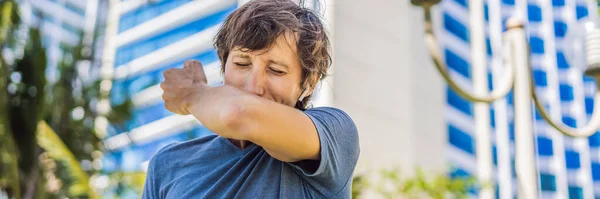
[36,121,99,199]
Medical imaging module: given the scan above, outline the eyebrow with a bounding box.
[269,59,289,69]
[233,54,251,59]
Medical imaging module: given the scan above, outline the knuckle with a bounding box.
[162,69,172,77]
[184,60,192,68]
[191,60,203,67]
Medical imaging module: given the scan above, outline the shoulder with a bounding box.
[305,106,350,116]
[304,107,357,134]
[148,134,219,172]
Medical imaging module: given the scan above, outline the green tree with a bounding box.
[0,0,23,197]
[0,1,132,198]
[8,27,48,199]
[352,167,479,199]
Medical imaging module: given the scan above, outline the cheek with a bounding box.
[268,79,302,104]
[223,66,243,87]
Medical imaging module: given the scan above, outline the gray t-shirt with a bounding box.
[141,107,360,198]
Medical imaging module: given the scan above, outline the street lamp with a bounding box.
[411,1,600,199]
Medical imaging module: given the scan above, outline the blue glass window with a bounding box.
[492,145,498,165]
[535,104,551,120]
[568,186,583,199]
[484,3,489,22]
[576,6,589,20]
[530,37,545,54]
[502,0,515,5]
[450,167,471,178]
[447,87,473,115]
[559,84,574,101]
[552,0,565,7]
[565,150,581,169]
[115,7,234,66]
[61,22,82,35]
[110,79,128,105]
[556,51,570,69]
[539,173,557,191]
[443,13,470,42]
[119,0,195,33]
[511,158,517,177]
[112,50,219,102]
[486,38,492,56]
[528,5,542,22]
[586,97,594,114]
[562,116,577,128]
[445,49,471,78]
[509,122,515,141]
[533,69,547,86]
[554,21,568,38]
[64,2,86,17]
[453,0,467,8]
[490,108,496,128]
[506,91,514,105]
[449,124,475,155]
[592,163,600,181]
[588,132,600,147]
[127,101,172,131]
[537,136,553,156]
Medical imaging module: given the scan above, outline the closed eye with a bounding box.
[234,62,251,67]
[269,67,286,75]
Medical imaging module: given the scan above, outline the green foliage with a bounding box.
[0,0,21,197]
[100,172,147,198]
[0,1,132,198]
[0,0,20,45]
[9,27,47,181]
[352,167,479,199]
[37,121,98,199]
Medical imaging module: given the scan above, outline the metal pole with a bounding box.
[506,20,539,199]
[468,1,494,198]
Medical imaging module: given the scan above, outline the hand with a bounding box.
[160,60,207,115]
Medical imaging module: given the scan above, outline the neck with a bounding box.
[228,138,251,149]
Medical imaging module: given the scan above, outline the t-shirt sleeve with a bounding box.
[142,143,176,199]
[142,154,159,199]
[287,107,360,195]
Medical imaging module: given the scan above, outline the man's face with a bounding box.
[223,34,305,107]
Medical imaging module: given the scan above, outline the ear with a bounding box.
[298,81,318,102]
[298,89,309,101]
[298,73,322,101]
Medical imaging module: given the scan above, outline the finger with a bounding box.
[163,102,180,114]
[163,69,194,85]
[162,68,179,80]
[186,60,207,83]
[159,82,168,91]
[161,92,177,102]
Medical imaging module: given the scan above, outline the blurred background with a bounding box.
[1,0,600,198]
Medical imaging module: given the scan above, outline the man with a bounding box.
[142,0,359,198]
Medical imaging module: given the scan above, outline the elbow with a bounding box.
[219,96,253,139]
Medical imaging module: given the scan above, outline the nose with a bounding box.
[243,68,265,97]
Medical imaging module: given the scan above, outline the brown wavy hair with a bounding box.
[214,0,331,110]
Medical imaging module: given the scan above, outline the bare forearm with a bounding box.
[186,85,320,162]
[242,101,320,162]
[187,85,251,140]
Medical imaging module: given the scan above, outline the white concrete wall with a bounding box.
[332,0,447,173]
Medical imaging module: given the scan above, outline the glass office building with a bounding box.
[102,0,238,174]
[102,0,325,173]
[15,0,100,83]
[440,0,600,198]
